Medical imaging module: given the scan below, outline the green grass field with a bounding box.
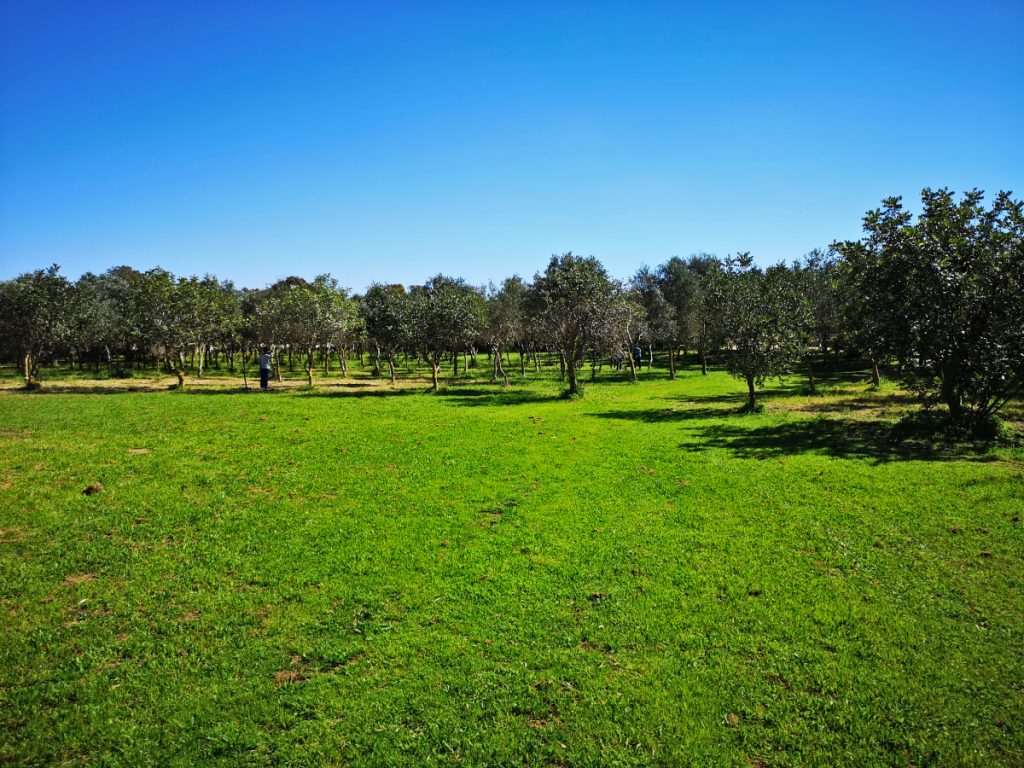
[1,363,1022,766]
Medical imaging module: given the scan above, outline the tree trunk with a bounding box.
[668,342,677,380]
[305,349,314,386]
[558,352,566,381]
[746,373,756,411]
[387,356,396,384]
[626,347,637,381]
[941,361,963,417]
[175,369,185,388]
[700,348,708,376]
[22,353,34,388]
[494,347,508,386]
[275,352,283,382]
[197,345,204,379]
[806,356,817,395]
[431,361,440,391]
[453,351,459,377]
[870,358,880,388]
[566,356,579,394]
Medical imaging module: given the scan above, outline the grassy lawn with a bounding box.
[1,364,1022,766]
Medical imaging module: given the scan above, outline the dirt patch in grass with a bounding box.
[0,527,27,543]
[768,390,916,421]
[274,669,305,686]
[62,573,96,586]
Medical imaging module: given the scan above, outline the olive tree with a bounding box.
[715,254,804,410]
[274,275,357,386]
[791,249,842,394]
[484,276,529,385]
[409,275,483,390]
[0,265,75,387]
[361,283,412,383]
[631,266,676,375]
[532,253,617,396]
[835,188,1024,418]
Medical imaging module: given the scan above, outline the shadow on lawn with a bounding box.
[590,406,735,423]
[1,383,172,395]
[678,417,997,463]
[297,386,424,399]
[593,390,999,463]
[295,383,556,405]
[442,388,557,407]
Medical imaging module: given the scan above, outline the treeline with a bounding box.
[1,188,1022,418]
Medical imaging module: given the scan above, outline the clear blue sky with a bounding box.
[2,1,1022,291]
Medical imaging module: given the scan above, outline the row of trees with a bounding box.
[1,188,1021,417]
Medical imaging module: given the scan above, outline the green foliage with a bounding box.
[713,255,805,408]
[532,253,617,394]
[408,275,486,388]
[0,264,74,384]
[836,188,1024,418]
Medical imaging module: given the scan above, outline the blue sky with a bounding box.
[2,1,1022,291]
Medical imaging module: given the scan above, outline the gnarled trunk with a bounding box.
[495,347,509,387]
[566,355,579,394]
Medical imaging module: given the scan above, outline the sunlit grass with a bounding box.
[1,362,1021,766]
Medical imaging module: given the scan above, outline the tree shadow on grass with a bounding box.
[677,417,998,463]
[442,388,558,407]
[296,383,554,403]
[785,393,915,414]
[589,406,735,423]
[674,390,787,406]
[296,386,424,399]
[1,383,175,395]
